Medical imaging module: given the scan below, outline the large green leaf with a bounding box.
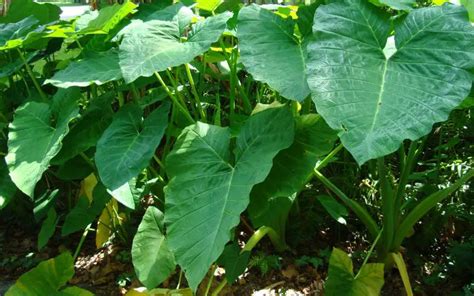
[237,5,309,101]
[248,114,337,237]
[132,206,176,289]
[5,252,92,296]
[0,16,39,51]
[95,102,170,208]
[197,0,223,12]
[119,12,231,83]
[0,158,16,210]
[6,89,80,197]
[307,1,474,164]
[164,106,294,290]
[45,49,122,88]
[0,0,61,25]
[325,248,384,296]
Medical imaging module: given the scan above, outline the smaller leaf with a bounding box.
[325,248,384,296]
[33,189,59,221]
[132,207,176,289]
[218,243,250,283]
[379,0,415,10]
[317,195,348,225]
[62,183,111,236]
[38,208,58,250]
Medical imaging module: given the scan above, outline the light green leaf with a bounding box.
[317,195,348,225]
[6,88,80,197]
[0,16,39,51]
[307,1,474,164]
[0,0,61,25]
[461,0,474,21]
[5,252,92,296]
[132,206,176,289]
[325,248,384,296]
[38,207,58,250]
[237,5,310,101]
[0,158,16,210]
[119,12,231,83]
[95,102,170,208]
[79,2,137,35]
[165,106,294,290]
[197,0,223,12]
[45,49,122,88]
[379,0,415,10]
[248,114,337,237]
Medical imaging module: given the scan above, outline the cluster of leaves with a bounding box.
[0,0,473,295]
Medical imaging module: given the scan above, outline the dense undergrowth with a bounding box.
[0,0,473,295]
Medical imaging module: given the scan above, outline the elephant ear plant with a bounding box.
[0,0,473,295]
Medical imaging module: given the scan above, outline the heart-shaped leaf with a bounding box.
[307,1,474,164]
[325,248,384,296]
[164,106,294,290]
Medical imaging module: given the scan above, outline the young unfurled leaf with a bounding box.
[132,207,176,289]
[325,248,384,296]
[165,106,294,290]
[307,0,474,164]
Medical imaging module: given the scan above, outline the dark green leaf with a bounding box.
[38,207,58,250]
[317,195,348,225]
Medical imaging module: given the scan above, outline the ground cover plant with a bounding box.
[0,0,473,295]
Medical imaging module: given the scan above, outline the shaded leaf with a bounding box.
[38,207,58,250]
[0,0,61,25]
[317,195,348,225]
[218,243,250,283]
[0,158,16,210]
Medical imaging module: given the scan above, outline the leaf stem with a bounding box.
[154,71,194,124]
[16,49,47,101]
[185,63,206,121]
[73,223,92,260]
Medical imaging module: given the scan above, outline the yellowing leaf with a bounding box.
[96,199,119,248]
[433,0,449,4]
[80,174,98,204]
